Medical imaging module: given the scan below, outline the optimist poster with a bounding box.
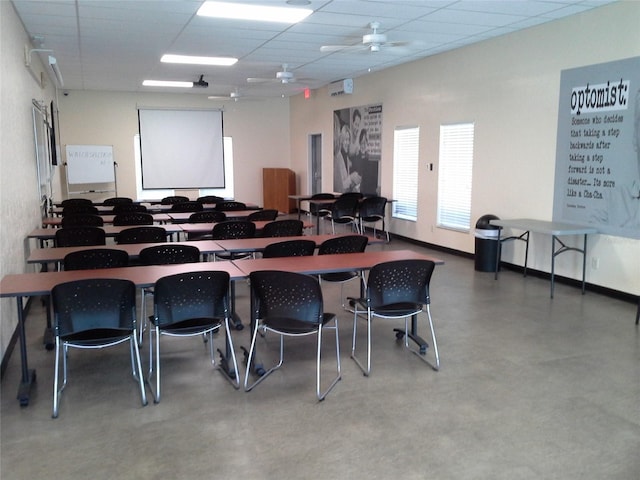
[553,56,640,239]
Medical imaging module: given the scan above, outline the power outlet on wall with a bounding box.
[591,257,600,270]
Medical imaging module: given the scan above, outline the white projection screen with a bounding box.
[138,108,225,189]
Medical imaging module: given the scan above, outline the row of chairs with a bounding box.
[53,219,304,247]
[60,195,226,207]
[311,193,389,242]
[59,209,279,229]
[61,200,256,217]
[51,237,438,417]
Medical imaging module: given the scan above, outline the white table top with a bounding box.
[490,218,598,236]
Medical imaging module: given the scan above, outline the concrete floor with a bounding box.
[1,237,638,479]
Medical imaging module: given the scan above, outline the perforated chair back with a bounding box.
[309,193,335,217]
[139,244,200,265]
[366,260,434,310]
[250,270,324,328]
[150,271,239,399]
[51,278,147,417]
[161,195,189,205]
[328,196,359,233]
[262,239,316,258]
[247,209,279,221]
[210,220,256,240]
[349,259,439,375]
[103,197,133,206]
[246,270,341,400]
[113,212,154,226]
[260,219,304,237]
[55,227,106,247]
[112,203,148,213]
[116,226,166,244]
[188,210,226,223]
[170,201,203,213]
[318,234,368,255]
[62,205,99,216]
[358,196,388,242]
[215,201,247,211]
[63,248,129,270]
[197,195,224,204]
[53,278,137,337]
[61,214,104,227]
[154,271,230,329]
[61,198,93,207]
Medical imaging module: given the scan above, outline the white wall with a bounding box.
[290,1,639,296]
[0,2,57,359]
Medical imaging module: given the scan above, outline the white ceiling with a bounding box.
[12,0,617,98]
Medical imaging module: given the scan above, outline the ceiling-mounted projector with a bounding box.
[193,75,208,87]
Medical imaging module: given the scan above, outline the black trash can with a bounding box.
[474,214,501,272]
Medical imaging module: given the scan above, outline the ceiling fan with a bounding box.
[208,88,262,101]
[247,64,308,84]
[320,21,409,53]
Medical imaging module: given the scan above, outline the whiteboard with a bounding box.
[65,145,115,184]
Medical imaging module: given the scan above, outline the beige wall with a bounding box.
[290,1,640,296]
[1,1,638,360]
[56,91,291,206]
[1,2,57,359]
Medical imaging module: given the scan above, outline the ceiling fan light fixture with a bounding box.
[197,1,312,23]
[161,54,237,66]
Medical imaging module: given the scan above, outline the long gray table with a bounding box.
[490,218,598,298]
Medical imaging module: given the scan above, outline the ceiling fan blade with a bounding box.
[247,77,275,83]
[321,44,367,53]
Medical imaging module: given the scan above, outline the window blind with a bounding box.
[392,126,420,221]
[437,123,474,231]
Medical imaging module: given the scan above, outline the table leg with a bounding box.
[551,236,556,298]
[15,296,36,406]
[581,234,588,295]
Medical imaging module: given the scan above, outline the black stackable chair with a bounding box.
[197,195,224,205]
[357,196,389,242]
[170,201,203,213]
[51,278,147,418]
[260,219,304,238]
[60,213,104,228]
[112,203,148,214]
[186,211,227,240]
[62,205,99,216]
[244,270,341,400]
[63,248,129,271]
[348,259,439,376]
[116,226,166,244]
[210,221,256,260]
[103,197,134,206]
[113,212,154,226]
[327,195,359,234]
[261,239,316,258]
[148,270,240,402]
[317,235,369,310]
[246,209,279,221]
[60,198,93,207]
[161,195,189,205]
[215,201,247,211]
[55,227,106,247]
[138,244,201,345]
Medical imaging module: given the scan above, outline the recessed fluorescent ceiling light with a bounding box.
[143,80,193,88]
[197,1,312,23]
[161,54,237,66]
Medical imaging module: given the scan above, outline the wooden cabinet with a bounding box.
[263,168,296,213]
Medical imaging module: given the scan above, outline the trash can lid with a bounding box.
[476,214,500,229]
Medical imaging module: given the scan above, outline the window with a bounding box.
[437,123,474,231]
[392,126,419,221]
